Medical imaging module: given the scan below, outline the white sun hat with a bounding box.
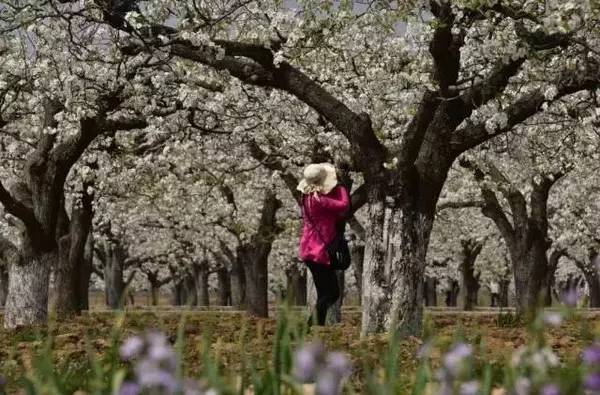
[297,163,338,195]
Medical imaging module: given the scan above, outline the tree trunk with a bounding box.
[360,183,437,336]
[499,279,510,307]
[0,237,18,308]
[510,235,548,315]
[184,274,197,306]
[150,282,160,306]
[469,166,562,316]
[4,236,54,329]
[103,241,127,309]
[351,243,365,305]
[0,266,7,307]
[460,239,483,311]
[424,276,437,307]
[575,253,600,308]
[544,269,556,307]
[584,272,600,307]
[76,233,94,311]
[194,262,210,307]
[172,279,185,306]
[544,249,563,307]
[244,246,269,317]
[52,235,74,312]
[445,280,459,307]
[244,190,281,318]
[230,257,246,308]
[216,267,231,306]
[51,190,93,315]
[285,265,307,306]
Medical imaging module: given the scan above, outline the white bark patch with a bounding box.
[361,201,390,335]
[4,252,53,329]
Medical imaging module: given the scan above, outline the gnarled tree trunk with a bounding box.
[102,240,130,309]
[243,191,282,318]
[184,273,197,306]
[574,251,600,307]
[351,243,365,305]
[361,174,441,336]
[460,238,483,311]
[445,279,460,307]
[0,94,146,328]
[0,237,19,309]
[145,269,171,306]
[424,276,438,307]
[0,266,7,307]
[216,267,231,306]
[172,278,186,306]
[150,281,160,306]
[77,233,94,311]
[5,235,54,328]
[52,189,93,315]
[230,255,246,308]
[544,249,565,306]
[193,261,210,307]
[285,264,307,306]
[499,279,510,308]
[464,160,564,315]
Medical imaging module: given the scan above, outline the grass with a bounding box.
[0,308,599,393]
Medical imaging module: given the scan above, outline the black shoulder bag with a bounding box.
[302,194,352,270]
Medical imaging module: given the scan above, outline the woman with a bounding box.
[297,163,350,326]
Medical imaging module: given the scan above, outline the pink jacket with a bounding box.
[299,185,350,265]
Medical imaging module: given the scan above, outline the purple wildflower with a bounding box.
[120,336,144,360]
[325,352,352,378]
[583,344,600,365]
[514,377,531,395]
[459,380,480,395]
[293,342,325,382]
[543,312,563,327]
[145,331,168,347]
[147,342,177,369]
[118,382,140,395]
[541,383,560,395]
[585,372,600,392]
[562,288,579,307]
[315,370,341,395]
[417,340,433,360]
[135,360,178,394]
[443,343,473,375]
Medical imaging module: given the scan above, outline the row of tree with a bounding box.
[0,0,599,337]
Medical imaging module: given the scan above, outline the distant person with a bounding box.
[298,163,350,326]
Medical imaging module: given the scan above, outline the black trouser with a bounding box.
[306,261,340,325]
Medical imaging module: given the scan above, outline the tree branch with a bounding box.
[0,181,48,246]
[484,161,528,230]
[116,17,388,174]
[530,169,568,230]
[451,63,600,153]
[459,158,516,242]
[436,200,484,212]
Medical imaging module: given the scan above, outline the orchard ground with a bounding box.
[1,303,599,394]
